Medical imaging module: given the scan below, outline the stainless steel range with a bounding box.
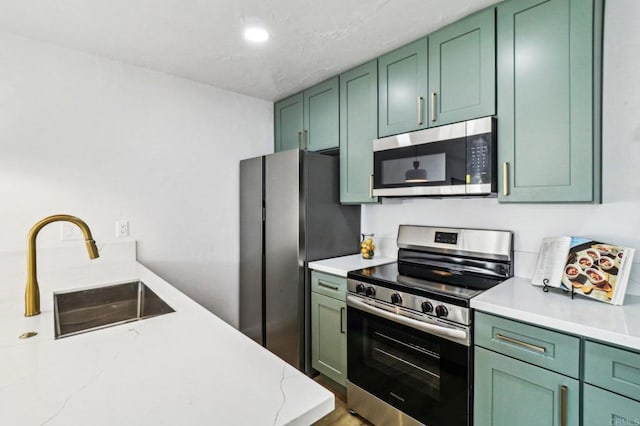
[346,225,513,426]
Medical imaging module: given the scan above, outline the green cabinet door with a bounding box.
[497,0,602,202]
[303,77,339,152]
[339,60,378,204]
[311,292,347,386]
[474,347,579,426]
[274,93,303,152]
[378,38,428,137]
[428,7,495,126]
[583,384,640,426]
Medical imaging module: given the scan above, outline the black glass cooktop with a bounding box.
[347,262,505,304]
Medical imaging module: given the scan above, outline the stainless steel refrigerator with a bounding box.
[239,149,360,373]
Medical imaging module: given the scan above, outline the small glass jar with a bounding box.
[360,233,376,259]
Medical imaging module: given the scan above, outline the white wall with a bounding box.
[362,0,640,294]
[0,33,273,327]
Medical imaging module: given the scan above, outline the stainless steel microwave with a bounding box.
[372,116,496,197]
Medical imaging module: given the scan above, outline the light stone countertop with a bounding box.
[471,276,640,351]
[308,254,395,277]
[0,241,333,425]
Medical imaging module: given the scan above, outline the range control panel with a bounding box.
[347,279,470,326]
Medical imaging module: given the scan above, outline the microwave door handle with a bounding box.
[347,295,467,341]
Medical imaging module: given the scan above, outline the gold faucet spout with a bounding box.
[25,214,100,317]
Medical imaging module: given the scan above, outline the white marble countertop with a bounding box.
[308,254,395,277]
[471,276,640,351]
[0,242,333,425]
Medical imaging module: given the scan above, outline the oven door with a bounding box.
[347,297,470,426]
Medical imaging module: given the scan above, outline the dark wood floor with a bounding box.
[313,376,372,426]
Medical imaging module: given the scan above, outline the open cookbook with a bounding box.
[532,237,635,305]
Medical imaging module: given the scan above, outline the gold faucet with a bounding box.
[25,214,100,317]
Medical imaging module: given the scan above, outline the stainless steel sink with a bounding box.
[54,281,175,339]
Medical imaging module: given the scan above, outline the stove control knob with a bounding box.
[390,293,402,305]
[355,283,365,294]
[435,305,448,318]
[421,301,434,313]
[365,286,376,297]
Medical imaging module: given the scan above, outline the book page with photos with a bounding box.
[562,240,634,305]
[532,235,635,305]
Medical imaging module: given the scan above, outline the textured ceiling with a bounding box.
[0,0,500,101]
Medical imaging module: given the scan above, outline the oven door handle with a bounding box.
[347,295,468,341]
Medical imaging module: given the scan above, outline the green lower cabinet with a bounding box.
[584,340,640,401]
[497,0,603,202]
[311,291,347,386]
[583,384,640,426]
[339,60,378,204]
[474,346,579,426]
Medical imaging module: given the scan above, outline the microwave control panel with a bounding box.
[466,135,492,185]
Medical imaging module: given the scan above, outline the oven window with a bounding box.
[374,138,466,189]
[370,330,441,401]
[348,305,469,426]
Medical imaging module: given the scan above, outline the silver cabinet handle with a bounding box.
[297,131,302,149]
[495,333,545,354]
[560,385,568,426]
[340,307,345,334]
[369,174,374,198]
[417,96,424,126]
[502,162,509,196]
[431,92,437,122]
[318,281,339,291]
[303,129,308,150]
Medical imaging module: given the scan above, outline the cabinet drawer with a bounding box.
[311,271,347,301]
[475,312,580,378]
[585,340,640,401]
[583,384,640,426]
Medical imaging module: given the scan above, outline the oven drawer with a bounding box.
[475,312,580,378]
[584,340,640,401]
[311,271,347,301]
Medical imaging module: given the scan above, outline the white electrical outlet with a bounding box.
[116,220,129,238]
[60,222,83,241]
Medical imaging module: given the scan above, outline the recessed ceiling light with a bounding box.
[244,27,269,43]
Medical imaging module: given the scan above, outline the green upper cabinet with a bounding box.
[274,78,339,153]
[497,0,603,203]
[303,77,340,152]
[339,60,378,204]
[428,7,495,126]
[274,93,304,152]
[378,38,428,137]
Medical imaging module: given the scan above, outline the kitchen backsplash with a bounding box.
[361,197,640,296]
